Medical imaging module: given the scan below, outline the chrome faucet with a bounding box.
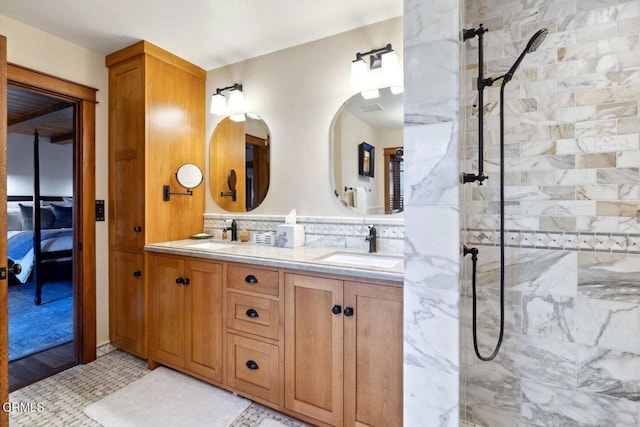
[224,219,238,241]
[365,225,377,253]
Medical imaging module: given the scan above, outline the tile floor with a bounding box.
[9,349,309,426]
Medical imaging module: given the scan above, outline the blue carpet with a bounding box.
[8,279,73,362]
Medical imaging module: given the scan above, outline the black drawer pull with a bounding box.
[244,274,258,284]
[332,304,342,315]
[176,277,185,285]
[344,306,354,317]
[133,270,142,277]
[245,309,259,318]
[246,360,259,370]
[134,226,142,232]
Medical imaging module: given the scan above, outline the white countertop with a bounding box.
[144,239,404,283]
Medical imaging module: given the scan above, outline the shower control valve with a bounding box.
[461,172,488,185]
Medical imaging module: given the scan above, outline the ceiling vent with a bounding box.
[358,103,383,113]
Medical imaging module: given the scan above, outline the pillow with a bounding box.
[7,211,22,231]
[51,204,73,228]
[19,203,55,230]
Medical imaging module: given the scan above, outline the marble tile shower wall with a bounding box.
[404,0,462,425]
[463,0,640,247]
[462,0,640,426]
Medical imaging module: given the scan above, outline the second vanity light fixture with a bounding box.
[350,43,402,99]
[210,83,246,122]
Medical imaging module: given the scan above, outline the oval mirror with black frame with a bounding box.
[331,87,403,215]
[209,115,270,211]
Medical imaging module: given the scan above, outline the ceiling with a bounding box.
[1,1,401,144]
[0,0,402,70]
[7,86,74,144]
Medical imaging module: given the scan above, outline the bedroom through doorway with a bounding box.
[6,85,77,391]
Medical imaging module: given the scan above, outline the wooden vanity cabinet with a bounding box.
[225,264,283,407]
[106,41,206,357]
[109,251,144,356]
[284,273,403,427]
[148,254,224,384]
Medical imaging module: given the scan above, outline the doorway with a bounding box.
[6,85,76,390]
[3,63,97,393]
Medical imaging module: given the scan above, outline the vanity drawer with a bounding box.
[226,333,279,405]
[227,292,279,340]
[227,265,279,296]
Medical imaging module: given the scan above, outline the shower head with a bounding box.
[502,28,548,84]
[525,28,548,53]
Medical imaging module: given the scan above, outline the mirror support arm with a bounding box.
[163,185,194,202]
[220,189,237,202]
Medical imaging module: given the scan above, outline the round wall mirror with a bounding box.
[209,115,270,211]
[176,163,203,189]
[330,87,404,215]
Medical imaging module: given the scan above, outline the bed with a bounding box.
[7,196,74,305]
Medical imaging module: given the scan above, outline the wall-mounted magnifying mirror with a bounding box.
[220,169,237,201]
[210,115,270,211]
[330,87,404,215]
[177,163,204,189]
[163,163,203,201]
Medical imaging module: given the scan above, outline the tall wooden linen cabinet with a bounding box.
[106,41,206,357]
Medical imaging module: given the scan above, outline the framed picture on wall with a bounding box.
[358,142,375,177]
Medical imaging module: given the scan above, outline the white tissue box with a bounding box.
[276,224,305,248]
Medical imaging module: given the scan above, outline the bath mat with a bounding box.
[84,366,250,427]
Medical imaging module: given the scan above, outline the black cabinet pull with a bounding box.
[245,275,258,284]
[332,304,342,315]
[246,360,259,370]
[344,307,354,317]
[176,277,185,285]
[133,270,142,277]
[184,278,190,285]
[134,226,142,232]
[245,309,259,318]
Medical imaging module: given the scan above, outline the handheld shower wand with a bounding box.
[463,26,547,362]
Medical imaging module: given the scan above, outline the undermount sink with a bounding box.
[317,251,403,269]
[185,241,236,251]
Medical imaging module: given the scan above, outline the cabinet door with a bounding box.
[109,59,145,251]
[285,274,344,426]
[148,254,184,367]
[344,283,403,427]
[183,260,224,383]
[109,250,145,357]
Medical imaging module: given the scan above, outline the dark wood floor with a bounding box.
[9,342,77,392]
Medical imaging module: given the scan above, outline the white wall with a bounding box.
[205,17,403,217]
[1,14,110,346]
[1,12,401,351]
[7,133,73,196]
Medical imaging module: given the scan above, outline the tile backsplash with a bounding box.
[203,213,404,254]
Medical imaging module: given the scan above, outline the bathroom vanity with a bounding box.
[144,240,403,427]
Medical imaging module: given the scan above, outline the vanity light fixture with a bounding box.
[210,83,246,121]
[350,43,400,99]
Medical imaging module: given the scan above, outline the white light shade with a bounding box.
[228,89,245,114]
[381,50,398,69]
[350,58,367,87]
[381,50,399,79]
[210,93,226,115]
[229,113,246,122]
[361,88,380,100]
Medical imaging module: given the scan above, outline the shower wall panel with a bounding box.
[461,0,640,425]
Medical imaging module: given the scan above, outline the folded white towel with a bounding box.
[354,187,368,214]
[341,189,354,207]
